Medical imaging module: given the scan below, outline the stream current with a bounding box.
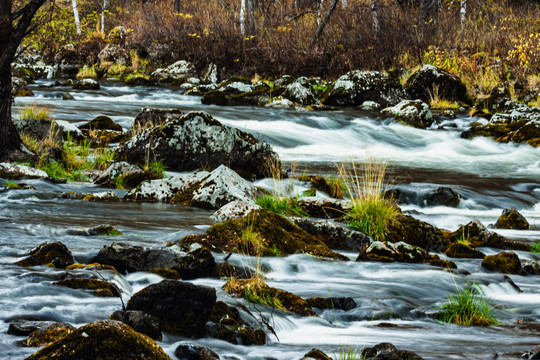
[1,81,540,359]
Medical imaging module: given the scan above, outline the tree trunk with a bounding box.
[460,0,466,25]
[371,0,379,33]
[310,0,339,47]
[0,65,21,156]
[240,0,255,36]
[101,0,109,34]
[71,0,81,35]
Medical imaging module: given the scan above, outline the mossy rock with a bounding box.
[25,320,171,360]
[298,174,344,198]
[206,301,266,345]
[66,263,117,272]
[445,242,485,259]
[224,278,316,317]
[494,208,530,230]
[446,220,531,251]
[15,242,74,269]
[220,76,251,86]
[125,75,152,86]
[481,251,523,275]
[301,349,332,360]
[83,193,121,202]
[53,278,121,297]
[179,209,347,260]
[24,323,75,347]
[386,214,449,252]
[361,342,424,360]
[148,267,183,279]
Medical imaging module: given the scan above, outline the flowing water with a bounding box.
[1,80,540,359]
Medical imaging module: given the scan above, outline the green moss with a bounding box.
[53,278,121,297]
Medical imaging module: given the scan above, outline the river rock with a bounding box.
[8,320,69,336]
[24,320,171,360]
[24,322,76,347]
[524,345,540,359]
[132,107,185,130]
[53,278,121,297]
[361,342,424,360]
[385,186,461,207]
[291,218,370,251]
[82,191,121,202]
[321,70,408,107]
[110,310,162,340]
[15,242,74,268]
[79,115,123,132]
[296,197,353,219]
[282,82,319,105]
[386,214,448,252]
[180,209,347,260]
[12,77,33,97]
[174,342,220,360]
[211,200,262,222]
[445,242,485,259]
[126,280,216,337]
[125,171,208,202]
[200,63,220,84]
[494,208,530,230]
[93,242,215,279]
[94,161,159,189]
[117,111,280,179]
[306,297,357,310]
[481,251,523,275]
[205,301,266,345]
[202,81,271,106]
[381,100,434,129]
[150,60,198,84]
[72,79,100,90]
[448,220,531,251]
[13,118,84,142]
[0,162,48,180]
[357,241,456,268]
[98,43,130,66]
[405,64,468,104]
[300,349,331,360]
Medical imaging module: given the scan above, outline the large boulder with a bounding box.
[481,251,523,275]
[116,111,280,179]
[150,60,198,84]
[132,107,185,130]
[25,320,171,360]
[126,280,216,337]
[110,310,162,341]
[0,162,48,180]
[211,200,262,222]
[405,65,468,103]
[180,209,347,260]
[494,208,530,230]
[386,214,449,253]
[321,70,408,107]
[381,100,434,129]
[205,301,266,345]
[201,80,272,106]
[93,242,215,279]
[282,82,319,105]
[448,220,531,251]
[15,242,74,268]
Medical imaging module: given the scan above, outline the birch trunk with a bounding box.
[71,0,81,35]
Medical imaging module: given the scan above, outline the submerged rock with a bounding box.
[494,208,530,230]
[174,342,220,360]
[126,280,216,337]
[180,209,347,260]
[381,100,433,129]
[306,297,357,311]
[117,111,280,179]
[25,320,171,360]
[110,310,162,341]
[93,242,215,279]
[15,242,74,268]
[361,342,424,360]
[66,224,122,236]
[481,251,523,275]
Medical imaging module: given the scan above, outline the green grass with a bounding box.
[437,284,499,326]
[531,242,540,253]
[334,345,363,360]
[145,160,167,178]
[76,65,98,80]
[255,194,307,217]
[18,104,52,120]
[4,180,20,188]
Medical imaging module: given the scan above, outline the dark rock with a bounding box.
[405,65,468,104]
[296,197,352,219]
[24,320,171,360]
[445,242,485,259]
[150,60,198,84]
[291,218,370,251]
[62,92,74,100]
[93,242,215,279]
[385,186,461,208]
[448,220,531,251]
[13,118,84,142]
[357,241,456,268]
[79,115,123,132]
[66,224,122,236]
[174,342,220,360]
[72,79,100,90]
[94,161,159,189]
[8,320,63,336]
[180,209,347,260]
[481,251,523,275]
[381,100,434,129]
[109,310,162,341]
[132,107,185,130]
[126,280,216,337]
[322,70,408,107]
[116,111,280,179]
[12,77,34,97]
[306,297,357,311]
[24,322,76,347]
[125,75,152,86]
[15,242,74,268]
[361,342,424,360]
[494,208,530,230]
[300,349,332,360]
[524,261,540,275]
[424,187,461,207]
[205,301,266,345]
[53,278,121,297]
[386,214,449,252]
[523,344,540,359]
[298,175,344,198]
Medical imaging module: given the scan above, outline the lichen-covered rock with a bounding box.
[445,242,485,259]
[94,162,159,189]
[321,70,408,107]
[12,77,34,97]
[98,44,130,66]
[53,278,121,297]
[150,60,198,84]
[282,82,319,105]
[494,208,530,230]
[82,191,121,202]
[405,64,468,104]
[357,241,456,268]
[25,320,171,360]
[291,218,370,251]
[224,278,316,316]
[211,200,262,222]
[361,342,424,360]
[93,242,215,279]
[386,214,449,252]
[13,118,84,142]
[125,171,208,202]
[15,242,74,268]
[24,322,75,347]
[132,107,185,130]
[448,220,531,251]
[180,209,347,260]
[72,79,100,90]
[201,81,271,106]
[174,342,220,360]
[306,297,356,311]
[381,100,434,129]
[0,162,48,180]
[205,301,266,345]
[117,111,280,179]
[296,197,353,219]
[110,310,162,341]
[126,280,216,337]
[481,251,523,275]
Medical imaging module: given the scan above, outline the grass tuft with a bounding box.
[437,284,499,326]
[19,104,52,120]
[255,195,307,217]
[76,65,98,80]
[334,345,363,360]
